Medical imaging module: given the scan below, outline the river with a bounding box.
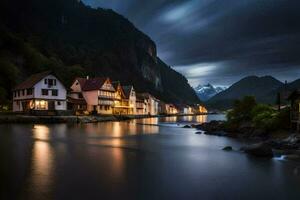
[0,115,300,200]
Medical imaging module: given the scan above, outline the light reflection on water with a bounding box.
[2,114,300,200]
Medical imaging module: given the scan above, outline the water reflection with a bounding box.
[28,125,54,199]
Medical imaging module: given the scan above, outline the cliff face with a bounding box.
[0,0,199,104]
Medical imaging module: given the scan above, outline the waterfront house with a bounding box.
[68,77,87,114]
[136,93,147,115]
[121,85,136,115]
[198,105,208,114]
[112,81,127,115]
[159,102,178,115]
[138,93,159,115]
[13,71,67,113]
[183,106,194,115]
[82,77,116,114]
[288,90,300,132]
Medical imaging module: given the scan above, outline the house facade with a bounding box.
[81,77,116,115]
[138,93,159,115]
[121,85,136,115]
[13,71,67,113]
[288,90,300,132]
[159,102,178,115]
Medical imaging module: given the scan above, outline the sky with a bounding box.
[82,0,300,87]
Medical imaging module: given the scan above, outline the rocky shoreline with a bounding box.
[191,120,300,160]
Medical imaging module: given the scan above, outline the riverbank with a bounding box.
[0,113,212,124]
[194,120,300,159]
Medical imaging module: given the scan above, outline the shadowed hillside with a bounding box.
[0,0,199,105]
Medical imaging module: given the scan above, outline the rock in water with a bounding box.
[183,125,192,128]
[195,131,203,134]
[241,143,273,158]
[223,146,233,151]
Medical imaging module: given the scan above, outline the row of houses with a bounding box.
[12,71,207,116]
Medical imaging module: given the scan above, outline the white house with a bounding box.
[13,71,67,112]
[138,93,159,115]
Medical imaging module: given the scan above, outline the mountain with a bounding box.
[194,84,227,101]
[206,76,284,110]
[0,0,199,105]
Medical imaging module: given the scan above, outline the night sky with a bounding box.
[82,0,300,87]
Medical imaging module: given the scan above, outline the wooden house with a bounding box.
[13,71,67,114]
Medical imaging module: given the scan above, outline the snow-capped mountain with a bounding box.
[194,84,227,101]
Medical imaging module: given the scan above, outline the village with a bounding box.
[11,71,208,118]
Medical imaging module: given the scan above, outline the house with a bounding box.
[13,71,67,113]
[288,90,300,132]
[68,77,87,114]
[159,102,178,115]
[112,82,134,115]
[183,106,193,115]
[121,85,136,115]
[82,77,116,114]
[70,77,116,114]
[198,105,208,114]
[136,93,147,115]
[138,93,159,115]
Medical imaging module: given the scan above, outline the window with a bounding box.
[21,89,25,96]
[78,93,83,98]
[57,101,61,106]
[42,89,48,96]
[48,79,53,86]
[14,92,16,98]
[27,88,33,95]
[36,100,47,110]
[44,79,48,84]
[52,90,58,96]
[54,79,57,86]
[17,90,20,97]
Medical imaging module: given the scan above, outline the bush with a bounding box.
[226,96,290,131]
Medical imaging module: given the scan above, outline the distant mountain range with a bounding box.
[194,84,227,101]
[205,76,300,110]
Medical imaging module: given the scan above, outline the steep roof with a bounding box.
[76,77,87,87]
[82,77,109,91]
[122,85,133,99]
[14,71,52,90]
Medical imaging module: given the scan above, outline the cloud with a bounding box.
[83,0,300,86]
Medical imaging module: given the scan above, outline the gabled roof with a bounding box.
[82,77,111,91]
[76,78,87,87]
[122,85,133,99]
[14,71,52,90]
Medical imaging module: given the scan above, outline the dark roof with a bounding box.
[112,81,121,90]
[82,77,110,91]
[288,90,300,100]
[122,85,133,98]
[76,78,87,87]
[14,71,52,90]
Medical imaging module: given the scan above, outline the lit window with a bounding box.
[36,100,47,110]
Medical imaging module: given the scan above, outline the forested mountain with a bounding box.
[206,76,284,110]
[0,0,199,104]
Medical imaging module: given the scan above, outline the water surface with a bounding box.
[1,115,300,200]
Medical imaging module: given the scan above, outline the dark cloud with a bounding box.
[82,0,300,86]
